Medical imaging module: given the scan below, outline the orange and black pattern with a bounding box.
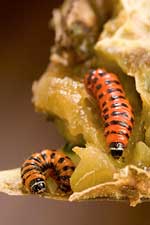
[21,149,75,194]
[84,68,134,158]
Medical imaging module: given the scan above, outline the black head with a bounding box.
[30,178,46,194]
[110,142,124,159]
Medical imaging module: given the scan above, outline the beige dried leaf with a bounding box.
[1,166,150,206]
[0,168,68,201]
[70,165,150,207]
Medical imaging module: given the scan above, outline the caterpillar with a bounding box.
[84,68,134,158]
[21,149,75,194]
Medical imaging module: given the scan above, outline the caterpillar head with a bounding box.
[30,178,46,194]
[109,142,124,159]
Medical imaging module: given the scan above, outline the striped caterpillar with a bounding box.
[21,149,75,194]
[84,68,134,158]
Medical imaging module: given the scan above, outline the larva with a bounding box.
[84,68,134,158]
[21,149,75,194]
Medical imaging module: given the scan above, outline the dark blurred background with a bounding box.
[0,1,150,225]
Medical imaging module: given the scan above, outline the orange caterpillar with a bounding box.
[21,149,75,194]
[84,68,134,158]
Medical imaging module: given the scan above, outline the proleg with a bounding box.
[84,68,134,158]
[21,149,75,194]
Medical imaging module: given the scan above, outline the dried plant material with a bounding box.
[32,62,143,163]
[1,166,150,207]
[70,146,116,192]
[70,165,150,207]
[51,0,97,65]
[33,70,106,148]
[95,0,150,140]
[1,0,150,207]
[0,168,23,196]
[0,168,68,201]
[51,0,112,65]
[31,0,150,206]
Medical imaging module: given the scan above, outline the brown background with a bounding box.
[0,1,150,225]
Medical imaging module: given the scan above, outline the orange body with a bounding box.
[21,149,75,194]
[84,68,134,158]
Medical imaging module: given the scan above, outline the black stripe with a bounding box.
[58,157,65,163]
[103,114,109,120]
[29,156,42,163]
[21,162,40,171]
[51,152,55,159]
[71,166,75,171]
[41,163,49,172]
[102,101,106,107]
[41,162,54,172]
[62,166,70,171]
[41,152,47,161]
[107,88,123,94]
[104,122,109,128]
[105,130,129,139]
[110,130,129,139]
[109,95,125,101]
[111,102,128,108]
[22,171,38,184]
[111,111,129,118]
[21,167,41,178]
[95,84,102,90]
[65,156,71,160]
[105,80,120,85]
[93,77,98,83]
[109,120,132,131]
[102,107,109,114]
[104,120,130,129]
[98,93,104,99]
[87,72,93,84]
